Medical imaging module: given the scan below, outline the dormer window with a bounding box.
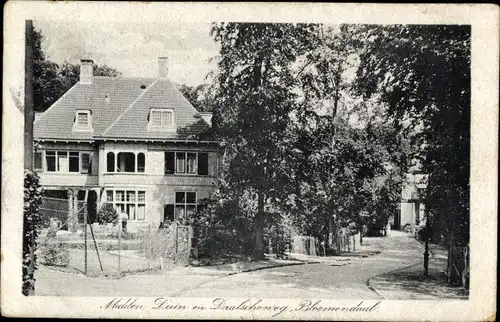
[73,110,92,132]
[148,108,175,131]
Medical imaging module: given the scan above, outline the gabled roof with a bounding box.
[34,76,211,142]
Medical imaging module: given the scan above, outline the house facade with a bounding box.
[34,57,219,232]
[397,164,428,234]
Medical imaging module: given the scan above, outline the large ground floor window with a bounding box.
[105,189,146,220]
[175,191,197,221]
[164,191,197,223]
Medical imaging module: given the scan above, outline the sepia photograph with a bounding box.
[2,2,498,320]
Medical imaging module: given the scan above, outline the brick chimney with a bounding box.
[158,56,168,79]
[80,58,93,85]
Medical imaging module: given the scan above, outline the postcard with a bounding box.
[2,2,498,320]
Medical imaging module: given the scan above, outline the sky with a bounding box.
[34,20,221,86]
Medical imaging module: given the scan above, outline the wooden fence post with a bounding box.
[84,195,87,275]
[118,220,121,274]
[186,226,192,265]
[174,223,178,264]
[147,225,152,270]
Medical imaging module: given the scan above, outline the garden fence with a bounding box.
[37,195,194,276]
[292,230,361,256]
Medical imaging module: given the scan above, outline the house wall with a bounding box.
[37,141,219,231]
[400,202,414,230]
[98,141,218,231]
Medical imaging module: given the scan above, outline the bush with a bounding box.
[97,203,118,225]
[189,197,254,258]
[40,240,70,267]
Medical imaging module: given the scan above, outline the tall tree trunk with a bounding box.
[327,215,334,255]
[253,191,266,260]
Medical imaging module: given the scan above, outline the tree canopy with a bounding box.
[350,24,470,245]
[32,25,121,112]
[204,23,420,257]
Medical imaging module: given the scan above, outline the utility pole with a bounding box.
[423,208,430,278]
[23,19,35,296]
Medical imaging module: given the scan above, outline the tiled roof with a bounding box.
[34,76,211,141]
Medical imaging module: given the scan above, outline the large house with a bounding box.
[34,57,219,232]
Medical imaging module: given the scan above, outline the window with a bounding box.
[107,152,115,172]
[115,190,125,214]
[187,153,197,174]
[137,153,145,173]
[117,152,135,172]
[164,151,210,176]
[174,191,197,221]
[107,151,146,173]
[149,109,175,131]
[74,111,92,131]
[44,151,91,173]
[106,190,114,202]
[137,191,145,220]
[34,152,43,172]
[69,152,80,172]
[106,189,146,221]
[46,151,56,171]
[176,153,186,173]
[45,151,68,172]
[77,112,89,126]
[57,152,68,172]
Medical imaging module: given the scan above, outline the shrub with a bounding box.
[189,197,254,258]
[23,169,43,295]
[97,203,118,225]
[40,240,70,267]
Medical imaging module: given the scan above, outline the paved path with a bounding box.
[35,236,426,298]
[174,236,424,298]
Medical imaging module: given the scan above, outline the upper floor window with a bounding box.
[73,110,92,132]
[164,151,209,176]
[148,109,175,131]
[106,151,145,173]
[42,150,92,174]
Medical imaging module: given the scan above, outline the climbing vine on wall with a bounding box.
[23,169,43,295]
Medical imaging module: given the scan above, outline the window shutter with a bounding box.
[81,152,91,174]
[208,152,217,177]
[164,152,175,174]
[34,152,43,172]
[164,204,175,223]
[197,153,209,175]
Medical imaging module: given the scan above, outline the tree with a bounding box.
[283,25,409,251]
[177,83,214,112]
[209,22,317,259]
[350,24,470,278]
[209,23,412,258]
[31,25,121,112]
